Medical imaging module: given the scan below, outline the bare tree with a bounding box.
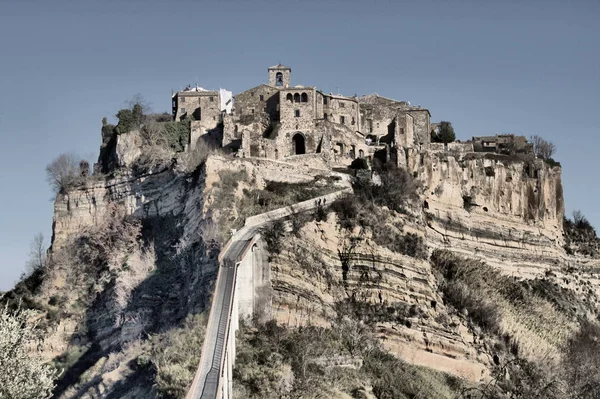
[46,153,81,194]
[531,135,556,160]
[24,233,46,277]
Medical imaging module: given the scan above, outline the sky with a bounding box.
[0,0,599,291]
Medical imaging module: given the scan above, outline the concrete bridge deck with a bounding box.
[186,188,351,399]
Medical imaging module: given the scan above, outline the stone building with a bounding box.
[472,134,533,155]
[171,66,433,164]
[217,65,432,166]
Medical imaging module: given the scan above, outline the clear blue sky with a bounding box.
[1,0,599,290]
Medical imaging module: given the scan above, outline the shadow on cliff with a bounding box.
[51,211,219,398]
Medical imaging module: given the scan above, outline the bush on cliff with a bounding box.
[46,153,86,194]
[431,121,456,143]
[0,305,56,399]
[138,313,207,398]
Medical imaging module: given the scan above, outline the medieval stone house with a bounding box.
[172,65,433,165]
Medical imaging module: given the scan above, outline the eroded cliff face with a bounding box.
[413,151,565,277]
[39,137,600,396]
[269,215,490,382]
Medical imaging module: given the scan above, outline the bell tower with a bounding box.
[268,64,291,88]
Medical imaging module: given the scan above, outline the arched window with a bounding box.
[286,93,293,102]
[359,149,364,158]
[324,113,328,120]
[275,72,283,86]
[301,93,308,102]
[293,93,300,103]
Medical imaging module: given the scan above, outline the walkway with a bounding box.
[186,188,351,399]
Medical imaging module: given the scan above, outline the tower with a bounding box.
[268,64,291,88]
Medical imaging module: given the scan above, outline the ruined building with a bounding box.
[172,65,432,166]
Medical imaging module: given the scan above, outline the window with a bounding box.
[251,92,254,97]
[301,93,308,102]
[286,93,293,102]
[340,116,345,124]
[339,102,345,108]
[323,97,328,105]
[368,119,373,133]
[276,72,283,86]
[295,109,300,117]
[351,117,355,125]
[324,113,328,120]
[294,93,300,103]
[180,107,185,114]
[251,109,255,114]
[181,97,186,103]
[260,95,264,101]
[209,96,214,102]
[352,104,355,109]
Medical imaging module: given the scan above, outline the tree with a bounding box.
[0,305,56,398]
[531,135,556,160]
[432,121,456,143]
[24,233,46,277]
[45,153,81,194]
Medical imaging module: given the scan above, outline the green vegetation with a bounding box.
[233,319,468,399]
[331,164,426,258]
[431,249,600,399]
[563,210,599,257]
[138,313,207,398]
[431,121,456,143]
[211,172,340,242]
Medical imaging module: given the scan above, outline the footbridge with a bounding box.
[186,188,351,399]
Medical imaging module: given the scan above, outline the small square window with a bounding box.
[209,96,214,102]
[295,109,300,117]
[340,102,345,108]
[180,107,185,114]
[181,97,185,103]
[323,97,328,105]
[260,95,264,101]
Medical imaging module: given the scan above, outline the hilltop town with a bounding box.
[172,64,535,169]
[5,65,600,399]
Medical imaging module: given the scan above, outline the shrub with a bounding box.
[563,320,600,398]
[350,157,369,170]
[431,121,456,143]
[140,313,207,398]
[353,164,418,214]
[262,219,286,255]
[0,305,56,399]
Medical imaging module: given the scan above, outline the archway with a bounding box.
[292,133,306,155]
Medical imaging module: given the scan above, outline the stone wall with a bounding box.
[173,90,219,122]
[406,109,430,146]
[323,94,360,129]
[234,84,280,120]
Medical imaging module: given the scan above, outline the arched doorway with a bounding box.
[292,133,306,155]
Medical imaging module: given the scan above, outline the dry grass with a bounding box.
[431,250,576,365]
